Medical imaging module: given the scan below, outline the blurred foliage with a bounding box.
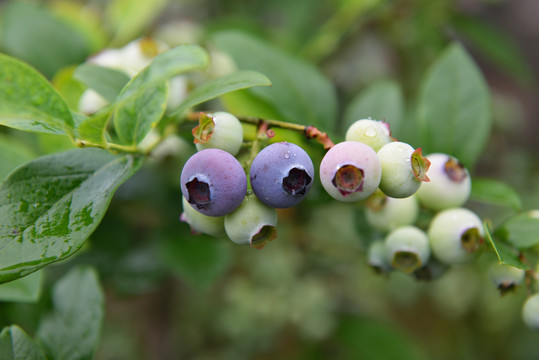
[0,0,538,359]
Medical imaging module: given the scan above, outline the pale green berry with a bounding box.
[377,142,430,198]
[224,194,277,249]
[181,197,225,236]
[416,153,471,211]
[367,240,392,273]
[345,119,392,151]
[522,293,539,331]
[384,226,430,274]
[428,208,484,265]
[193,112,243,156]
[365,190,419,233]
[488,263,525,294]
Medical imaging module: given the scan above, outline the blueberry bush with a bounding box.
[1,0,539,359]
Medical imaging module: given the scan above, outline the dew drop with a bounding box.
[365,126,377,137]
[284,153,290,159]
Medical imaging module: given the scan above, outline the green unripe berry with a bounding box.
[489,263,525,294]
[428,208,484,265]
[224,194,278,249]
[345,119,392,151]
[367,240,391,273]
[377,142,430,198]
[180,197,225,236]
[384,226,430,274]
[193,112,244,155]
[522,293,539,331]
[365,190,419,233]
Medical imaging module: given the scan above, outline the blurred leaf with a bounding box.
[221,89,283,121]
[498,213,539,250]
[484,221,529,270]
[343,79,404,136]
[0,134,36,181]
[73,64,130,103]
[160,236,232,289]
[114,82,168,146]
[75,112,109,147]
[470,178,522,211]
[37,266,104,360]
[112,44,208,144]
[51,67,86,110]
[454,15,534,85]
[0,270,43,303]
[0,53,75,136]
[36,133,76,155]
[0,148,143,284]
[417,43,491,168]
[106,0,169,46]
[0,1,90,78]
[171,70,272,117]
[336,316,427,360]
[0,325,46,360]
[213,30,338,130]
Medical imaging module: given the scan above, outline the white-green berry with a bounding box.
[384,226,430,274]
[377,142,430,198]
[224,194,277,249]
[428,208,484,265]
[345,119,392,151]
[367,240,391,273]
[522,293,539,331]
[416,153,471,211]
[488,263,525,294]
[193,112,244,156]
[365,190,419,233]
[180,197,225,236]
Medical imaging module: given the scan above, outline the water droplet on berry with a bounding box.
[365,126,377,137]
[284,153,290,159]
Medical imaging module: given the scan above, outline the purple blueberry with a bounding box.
[249,142,314,208]
[180,149,247,216]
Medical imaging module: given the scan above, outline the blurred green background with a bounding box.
[1,0,539,359]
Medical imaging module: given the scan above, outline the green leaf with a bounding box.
[73,64,130,103]
[106,0,168,46]
[0,270,43,303]
[1,1,90,78]
[417,43,491,168]
[37,266,104,360]
[498,213,539,250]
[112,44,209,144]
[454,16,534,85]
[75,112,110,147]
[0,53,75,136]
[114,82,168,146]
[0,325,47,360]
[212,30,338,130]
[0,134,36,181]
[470,178,522,211]
[484,221,529,270]
[0,148,143,284]
[159,236,232,289]
[343,79,404,137]
[171,70,272,117]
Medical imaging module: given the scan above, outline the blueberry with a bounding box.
[377,142,430,198]
[488,262,525,295]
[180,197,225,236]
[249,142,314,208]
[319,141,381,202]
[224,194,278,249]
[522,293,539,331]
[416,153,471,211]
[365,190,419,233]
[193,112,244,155]
[345,118,392,151]
[384,226,430,274]
[180,149,247,217]
[428,207,484,265]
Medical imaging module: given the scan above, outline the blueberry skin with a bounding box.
[249,142,314,208]
[180,149,247,217]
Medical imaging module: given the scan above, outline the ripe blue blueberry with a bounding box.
[522,293,539,331]
[193,112,244,155]
[224,194,278,249]
[180,149,247,217]
[345,118,392,151]
[384,226,430,274]
[249,142,314,208]
[180,197,225,236]
[416,153,471,211]
[377,142,430,198]
[319,141,382,202]
[428,207,484,265]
